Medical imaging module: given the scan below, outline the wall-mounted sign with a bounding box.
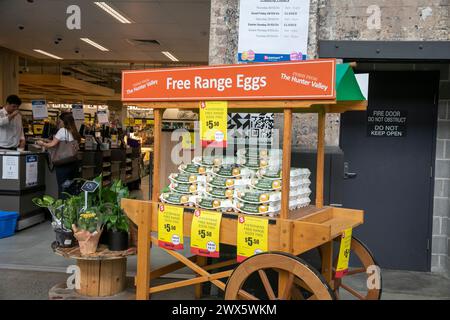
[2,156,19,180]
[31,100,48,119]
[238,0,310,63]
[367,109,407,137]
[122,60,336,101]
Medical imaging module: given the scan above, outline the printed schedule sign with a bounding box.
[237,215,268,262]
[71,104,85,120]
[238,0,310,63]
[25,155,38,186]
[190,209,222,258]
[335,228,353,278]
[158,204,184,250]
[367,110,407,137]
[200,101,228,147]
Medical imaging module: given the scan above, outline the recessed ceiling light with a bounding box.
[162,51,179,62]
[94,2,133,24]
[80,38,109,51]
[33,49,63,60]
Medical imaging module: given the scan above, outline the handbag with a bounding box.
[48,130,80,166]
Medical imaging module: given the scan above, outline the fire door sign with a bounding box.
[367,109,407,137]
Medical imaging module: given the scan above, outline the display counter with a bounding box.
[0,150,47,229]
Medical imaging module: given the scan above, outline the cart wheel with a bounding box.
[225,252,335,300]
[330,236,382,300]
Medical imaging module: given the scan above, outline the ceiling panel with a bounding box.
[0,0,210,62]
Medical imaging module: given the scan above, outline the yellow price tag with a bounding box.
[190,209,222,258]
[157,204,184,250]
[199,101,227,148]
[181,131,195,149]
[135,119,143,125]
[147,119,154,125]
[124,118,130,126]
[237,215,268,262]
[335,228,353,278]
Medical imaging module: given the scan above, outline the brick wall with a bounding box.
[433,66,450,276]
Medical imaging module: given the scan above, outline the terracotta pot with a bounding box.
[72,225,103,256]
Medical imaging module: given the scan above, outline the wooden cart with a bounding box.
[121,60,382,300]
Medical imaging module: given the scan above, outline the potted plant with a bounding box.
[72,209,103,255]
[99,180,130,251]
[32,195,77,248]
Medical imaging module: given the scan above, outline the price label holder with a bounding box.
[135,119,143,125]
[199,101,228,148]
[335,228,353,278]
[157,204,184,250]
[81,180,100,211]
[190,209,222,258]
[237,215,269,262]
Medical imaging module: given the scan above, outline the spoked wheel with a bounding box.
[328,236,382,300]
[225,252,335,300]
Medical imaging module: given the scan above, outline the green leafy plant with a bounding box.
[33,195,71,230]
[98,179,130,233]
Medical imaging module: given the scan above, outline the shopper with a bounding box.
[37,112,81,197]
[0,94,25,150]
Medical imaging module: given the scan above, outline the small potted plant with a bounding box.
[102,206,129,251]
[72,209,103,255]
[32,195,77,248]
[100,180,130,251]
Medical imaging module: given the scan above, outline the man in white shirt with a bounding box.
[0,95,25,150]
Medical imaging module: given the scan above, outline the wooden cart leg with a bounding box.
[316,109,326,208]
[135,202,153,300]
[281,108,292,219]
[320,241,333,286]
[195,256,208,299]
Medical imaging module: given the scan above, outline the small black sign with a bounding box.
[81,181,99,193]
[367,109,407,137]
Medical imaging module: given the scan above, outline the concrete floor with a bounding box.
[1,176,449,300]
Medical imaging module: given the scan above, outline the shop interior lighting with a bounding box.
[162,51,179,62]
[80,38,110,52]
[33,49,63,60]
[94,2,133,24]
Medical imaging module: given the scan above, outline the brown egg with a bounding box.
[213,158,222,166]
[259,205,268,213]
[198,167,206,174]
[272,180,281,189]
[225,179,234,187]
[189,185,197,192]
[259,194,269,202]
[188,175,197,183]
[180,196,189,203]
[225,189,234,198]
[260,160,268,167]
[212,200,220,208]
[232,168,241,176]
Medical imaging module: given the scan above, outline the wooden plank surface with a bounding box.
[77,260,100,296]
[152,109,163,201]
[98,259,127,297]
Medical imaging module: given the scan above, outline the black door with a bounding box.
[340,71,439,271]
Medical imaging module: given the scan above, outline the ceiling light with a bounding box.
[94,2,133,24]
[80,38,109,51]
[33,49,63,60]
[162,51,179,62]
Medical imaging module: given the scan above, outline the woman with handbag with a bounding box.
[37,112,81,198]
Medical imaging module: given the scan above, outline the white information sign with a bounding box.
[31,100,48,119]
[97,111,109,124]
[2,156,19,180]
[238,0,310,63]
[72,104,85,120]
[25,155,38,186]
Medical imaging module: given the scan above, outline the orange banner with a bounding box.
[122,59,336,101]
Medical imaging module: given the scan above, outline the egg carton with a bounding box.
[160,192,197,206]
[168,182,206,195]
[192,156,236,167]
[234,189,282,204]
[169,172,207,184]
